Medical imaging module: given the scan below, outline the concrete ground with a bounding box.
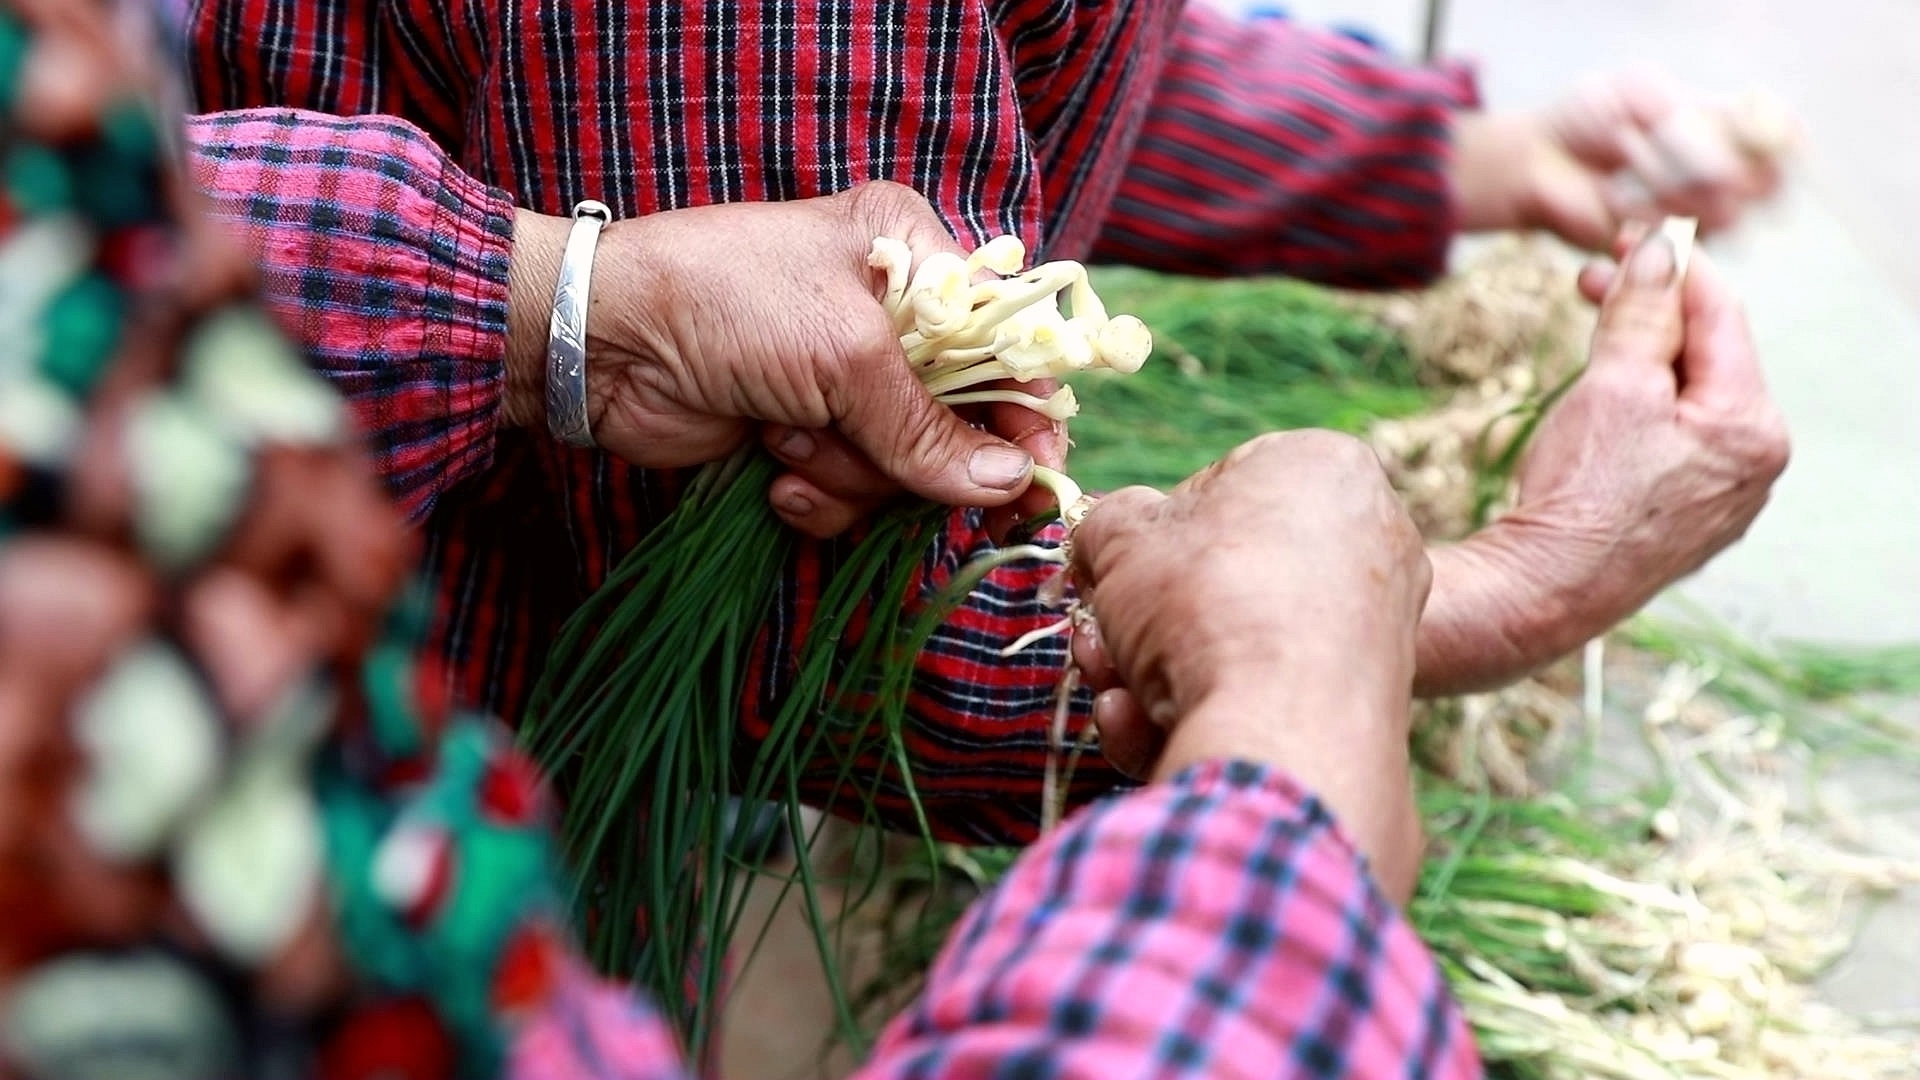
[1221,0,1920,1017]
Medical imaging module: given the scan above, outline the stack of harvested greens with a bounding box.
[808,243,1919,1080]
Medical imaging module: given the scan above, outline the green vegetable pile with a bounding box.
[1065,268,1431,491]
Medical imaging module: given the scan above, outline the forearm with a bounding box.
[187,109,515,521]
[1448,112,1553,235]
[862,761,1482,1080]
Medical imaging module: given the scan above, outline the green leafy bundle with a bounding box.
[1065,268,1427,491]
[518,241,1152,1060]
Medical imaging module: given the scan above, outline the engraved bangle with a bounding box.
[545,199,613,448]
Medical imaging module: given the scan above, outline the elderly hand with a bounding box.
[1416,225,1790,695]
[1453,69,1795,250]
[503,181,1064,538]
[1067,431,1432,900]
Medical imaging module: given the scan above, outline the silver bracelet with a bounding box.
[545,199,613,448]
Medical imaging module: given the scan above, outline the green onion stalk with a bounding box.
[517,235,1151,1060]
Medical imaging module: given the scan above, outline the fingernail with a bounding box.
[968,445,1033,491]
[777,490,815,518]
[1627,233,1676,288]
[1075,620,1102,659]
[775,429,817,462]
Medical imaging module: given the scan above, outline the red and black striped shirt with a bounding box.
[180,0,1477,844]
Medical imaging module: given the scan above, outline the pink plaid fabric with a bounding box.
[509,763,1484,1080]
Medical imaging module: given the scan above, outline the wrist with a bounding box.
[1154,686,1407,780]
[503,209,684,448]
[502,209,572,430]
[1144,575,1424,754]
[1448,111,1547,234]
[1414,520,1618,696]
[1157,683,1421,904]
[1153,629,1415,785]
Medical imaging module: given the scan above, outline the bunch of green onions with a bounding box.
[519,235,1149,1057]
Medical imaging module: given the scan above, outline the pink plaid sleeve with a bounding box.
[864,759,1485,1080]
[1093,6,1481,288]
[499,760,1481,1080]
[184,108,515,521]
[506,961,693,1080]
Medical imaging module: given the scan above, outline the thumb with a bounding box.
[830,342,1034,506]
[1589,226,1686,376]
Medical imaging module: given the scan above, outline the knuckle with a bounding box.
[897,400,962,462]
[1381,502,1427,570]
[1175,453,1230,497]
[1752,413,1791,477]
[848,304,902,359]
[1252,428,1372,468]
[1678,168,1738,201]
[825,305,898,376]
[1330,431,1386,470]
[1097,485,1165,522]
[1317,430,1390,481]
[1223,431,1285,469]
[843,179,926,226]
[854,177,914,202]
[808,350,861,426]
[1076,516,1150,585]
[1403,549,1435,610]
[828,311,894,380]
[1704,404,1790,482]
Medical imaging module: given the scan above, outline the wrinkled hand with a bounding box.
[505,181,1063,538]
[1454,69,1795,250]
[1424,226,1790,696]
[1067,431,1431,900]
[1527,226,1789,600]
